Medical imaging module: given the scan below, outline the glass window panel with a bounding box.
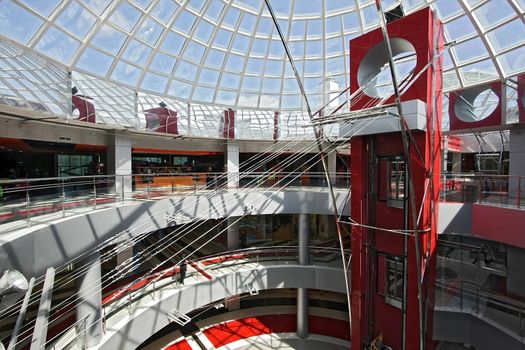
[56,1,97,39]
[262,78,281,93]
[304,60,323,76]
[132,0,152,10]
[0,1,43,44]
[283,79,300,93]
[223,7,240,28]
[443,70,461,90]
[35,27,80,63]
[141,72,169,93]
[149,52,176,74]
[92,25,128,55]
[268,40,285,58]
[260,94,279,108]
[225,54,245,72]
[242,76,261,91]
[76,47,114,76]
[341,12,359,32]
[294,0,322,16]
[198,68,220,85]
[193,86,215,102]
[136,17,163,45]
[122,39,152,65]
[194,20,214,43]
[498,46,525,75]
[19,0,61,17]
[111,60,141,85]
[220,72,241,89]
[187,0,206,14]
[161,31,186,55]
[205,49,226,68]
[281,94,301,109]
[444,15,476,42]
[175,61,199,80]
[326,0,354,13]
[183,41,205,63]
[266,0,291,16]
[432,0,462,20]
[174,11,197,34]
[474,0,515,30]
[256,18,273,35]
[109,2,142,32]
[238,93,260,107]
[289,41,305,59]
[459,59,498,85]
[453,37,488,64]
[252,39,268,56]
[306,41,323,57]
[307,20,322,38]
[232,33,250,52]
[265,60,284,75]
[326,16,342,35]
[326,37,343,56]
[487,18,525,53]
[213,29,233,48]
[516,0,525,11]
[168,79,192,99]
[277,19,290,37]
[327,56,345,74]
[150,0,178,24]
[239,13,257,34]
[305,77,323,92]
[204,0,225,22]
[216,90,237,105]
[362,5,379,27]
[246,58,265,74]
[290,21,306,38]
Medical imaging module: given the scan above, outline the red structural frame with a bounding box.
[448,82,503,131]
[72,95,96,123]
[350,7,443,350]
[222,109,235,139]
[517,74,525,124]
[144,107,179,134]
[349,8,436,110]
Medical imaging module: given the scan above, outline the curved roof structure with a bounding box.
[1,0,524,113]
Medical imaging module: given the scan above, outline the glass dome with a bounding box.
[0,0,524,113]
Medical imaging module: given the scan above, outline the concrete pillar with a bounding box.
[509,130,525,200]
[451,152,462,173]
[76,252,103,348]
[297,214,309,338]
[227,217,240,251]
[507,246,525,297]
[226,142,239,189]
[107,132,132,199]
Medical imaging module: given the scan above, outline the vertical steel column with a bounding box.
[77,251,103,347]
[30,268,55,350]
[297,213,310,338]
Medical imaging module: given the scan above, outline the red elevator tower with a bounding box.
[349,7,443,350]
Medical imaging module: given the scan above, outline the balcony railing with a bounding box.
[440,173,525,208]
[0,172,351,227]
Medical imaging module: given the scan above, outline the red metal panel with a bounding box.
[222,109,235,139]
[144,107,179,134]
[518,74,525,124]
[448,82,503,131]
[349,7,434,110]
[72,95,96,123]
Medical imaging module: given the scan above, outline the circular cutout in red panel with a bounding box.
[357,38,417,99]
[454,86,499,123]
